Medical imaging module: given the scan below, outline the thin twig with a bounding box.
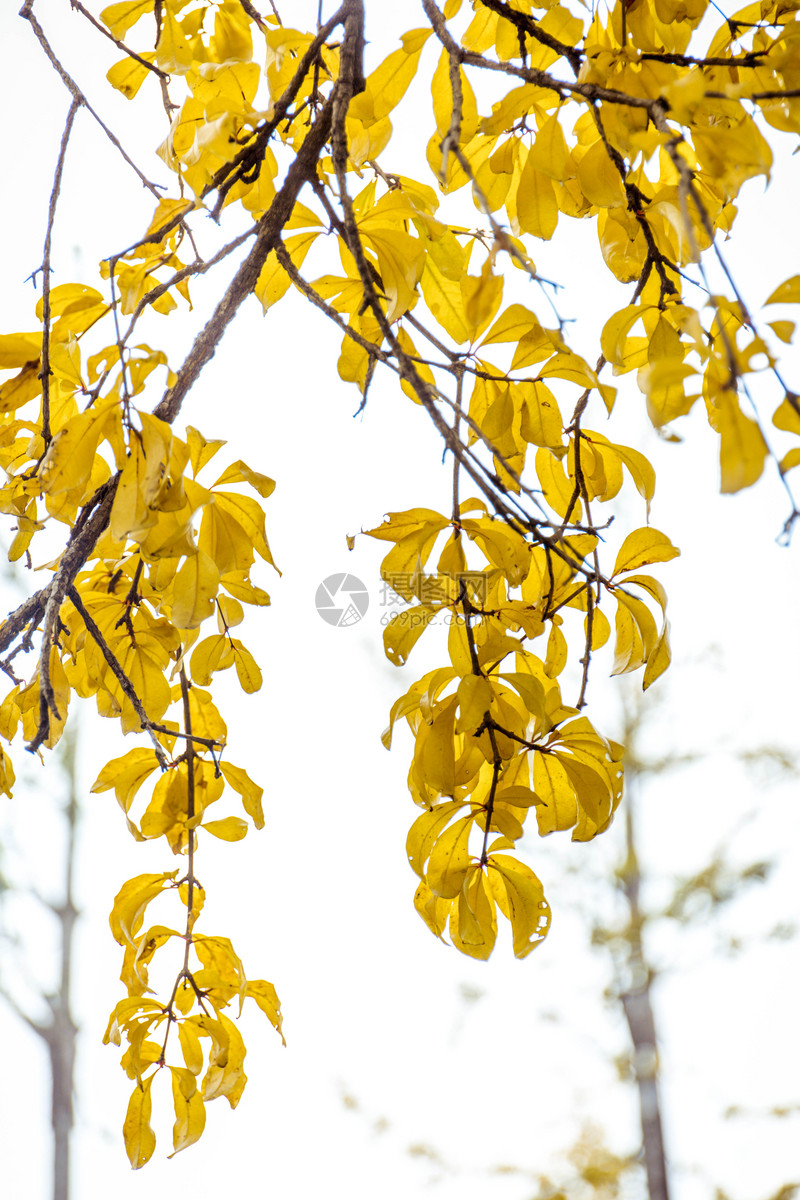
[68,0,169,80]
[67,587,170,769]
[27,479,119,754]
[20,2,163,198]
[39,97,81,448]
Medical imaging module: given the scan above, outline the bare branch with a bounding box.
[38,98,80,449]
[20,1,164,198]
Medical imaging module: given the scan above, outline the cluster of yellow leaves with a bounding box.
[0,272,282,1163]
[96,0,800,502]
[101,866,283,1166]
[364,504,678,957]
[4,0,800,1164]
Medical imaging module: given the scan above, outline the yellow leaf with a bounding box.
[203,816,248,841]
[615,590,658,661]
[462,264,504,342]
[420,697,458,796]
[211,491,276,569]
[124,924,179,995]
[0,746,15,798]
[413,879,451,940]
[347,28,432,125]
[216,594,244,630]
[426,813,474,898]
[407,799,469,877]
[360,223,423,320]
[780,448,800,475]
[535,447,580,520]
[772,394,800,436]
[365,507,450,543]
[610,596,646,676]
[178,1018,205,1076]
[481,303,541,347]
[714,393,768,493]
[200,1012,246,1107]
[487,855,551,957]
[494,784,543,808]
[101,0,152,39]
[186,426,226,476]
[533,752,577,834]
[35,283,107,339]
[383,606,438,667]
[612,528,680,575]
[544,620,568,678]
[155,7,192,73]
[643,619,672,690]
[0,331,41,369]
[396,326,436,404]
[768,320,795,344]
[39,407,111,496]
[456,674,493,733]
[90,748,161,816]
[431,46,479,143]
[220,572,271,606]
[516,156,559,240]
[210,4,252,63]
[245,979,285,1045]
[109,871,178,947]
[460,518,530,585]
[123,1075,157,1170]
[194,936,247,1008]
[220,762,264,829]
[190,634,235,685]
[0,363,40,413]
[765,275,800,305]
[601,304,652,368]
[231,640,262,693]
[169,1067,206,1157]
[255,232,317,312]
[499,672,547,724]
[587,604,610,649]
[449,867,497,959]
[171,551,220,630]
[519,380,563,448]
[111,414,172,541]
[576,139,626,209]
[212,460,276,497]
[141,199,193,247]
[420,255,472,343]
[529,113,571,181]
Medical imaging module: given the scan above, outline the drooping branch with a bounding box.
[27,479,119,753]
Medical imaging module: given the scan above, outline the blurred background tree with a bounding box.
[0,721,79,1200]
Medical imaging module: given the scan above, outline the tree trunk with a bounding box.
[49,734,79,1200]
[619,802,670,1200]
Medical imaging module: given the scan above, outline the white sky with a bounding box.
[0,3,798,1199]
